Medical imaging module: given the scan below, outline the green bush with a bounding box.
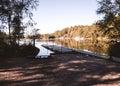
[0,42,20,58]
[20,44,39,57]
[109,42,120,57]
[0,42,39,58]
[0,42,7,57]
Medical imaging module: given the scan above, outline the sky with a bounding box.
[32,0,100,34]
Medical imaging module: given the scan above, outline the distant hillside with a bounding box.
[41,24,106,40]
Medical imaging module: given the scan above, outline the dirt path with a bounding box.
[0,54,120,86]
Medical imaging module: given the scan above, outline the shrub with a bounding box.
[20,44,39,57]
[0,42,20,58]
[109,42,120,57]
[0,42,39,58]
[0,42,7,57]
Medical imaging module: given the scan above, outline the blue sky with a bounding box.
[33,0,99,34]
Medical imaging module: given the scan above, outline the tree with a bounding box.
[0,0,39,44]
[31,28,39,46]
[0,0,12,43]
[96,0,120,40]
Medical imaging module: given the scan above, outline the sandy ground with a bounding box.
[0,53,120,86]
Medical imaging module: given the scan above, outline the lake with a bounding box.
[36,39,109,55]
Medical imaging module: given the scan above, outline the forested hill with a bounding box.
[41,25,104,40]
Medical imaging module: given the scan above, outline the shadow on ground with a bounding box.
[0,54,120,86]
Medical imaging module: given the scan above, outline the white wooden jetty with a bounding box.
[42,44,73,53]
[73,49,110,59]
[35,43,54,58]
[42,44,109,59]
[42,44,120,63]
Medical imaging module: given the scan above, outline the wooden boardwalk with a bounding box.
[42,44,109,58]
[42,44,73,53]
[35,43,54,58]
[42,44,120,63]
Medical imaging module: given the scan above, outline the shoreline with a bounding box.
[42,44,120,63]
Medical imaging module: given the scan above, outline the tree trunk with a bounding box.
[33,38,35,46]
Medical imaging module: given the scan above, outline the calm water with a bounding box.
[36,39,109,55]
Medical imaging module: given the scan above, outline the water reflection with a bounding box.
[37,39,109,55]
